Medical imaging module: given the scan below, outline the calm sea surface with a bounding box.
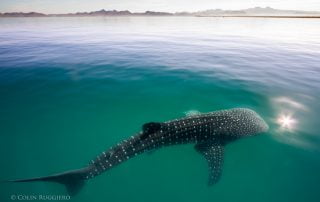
[0,17,320,202]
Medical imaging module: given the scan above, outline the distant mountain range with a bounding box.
[1,7,320,17]
[0,10,173,17]
[192,7,320,16]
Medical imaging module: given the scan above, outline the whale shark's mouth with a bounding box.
[258,115,269,132]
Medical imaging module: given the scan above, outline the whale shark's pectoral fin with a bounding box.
[195,142,224,186]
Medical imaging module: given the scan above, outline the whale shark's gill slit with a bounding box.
[195,142,224,186]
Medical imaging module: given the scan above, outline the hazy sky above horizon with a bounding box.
[0,0,320,13]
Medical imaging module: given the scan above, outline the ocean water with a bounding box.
[0,17,320,202]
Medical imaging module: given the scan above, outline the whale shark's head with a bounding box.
[227,108,269,137]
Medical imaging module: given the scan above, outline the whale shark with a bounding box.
[6,108,268,195]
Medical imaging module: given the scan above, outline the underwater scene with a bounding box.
[0,17,320,202]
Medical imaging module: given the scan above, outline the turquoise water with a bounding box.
[0,17,320,202]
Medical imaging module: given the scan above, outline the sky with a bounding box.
[0,0,320,14]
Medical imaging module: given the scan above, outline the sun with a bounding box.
[277,114,297,130]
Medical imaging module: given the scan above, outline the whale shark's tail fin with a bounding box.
[4,167,90,196]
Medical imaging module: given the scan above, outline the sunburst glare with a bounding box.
[277,114,297,131]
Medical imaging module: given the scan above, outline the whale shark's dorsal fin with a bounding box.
[195,142,224,186]
[141,122,163,140]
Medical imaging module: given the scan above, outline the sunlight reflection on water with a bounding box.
[270,96,318,150]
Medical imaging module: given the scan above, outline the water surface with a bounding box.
[0,17,320,202]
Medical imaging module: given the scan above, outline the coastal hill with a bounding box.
[1,7,320,17]
[0,12,46,17]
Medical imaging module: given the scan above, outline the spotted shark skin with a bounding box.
[6,108,268,195]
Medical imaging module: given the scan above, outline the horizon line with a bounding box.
[1,6,320,15]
